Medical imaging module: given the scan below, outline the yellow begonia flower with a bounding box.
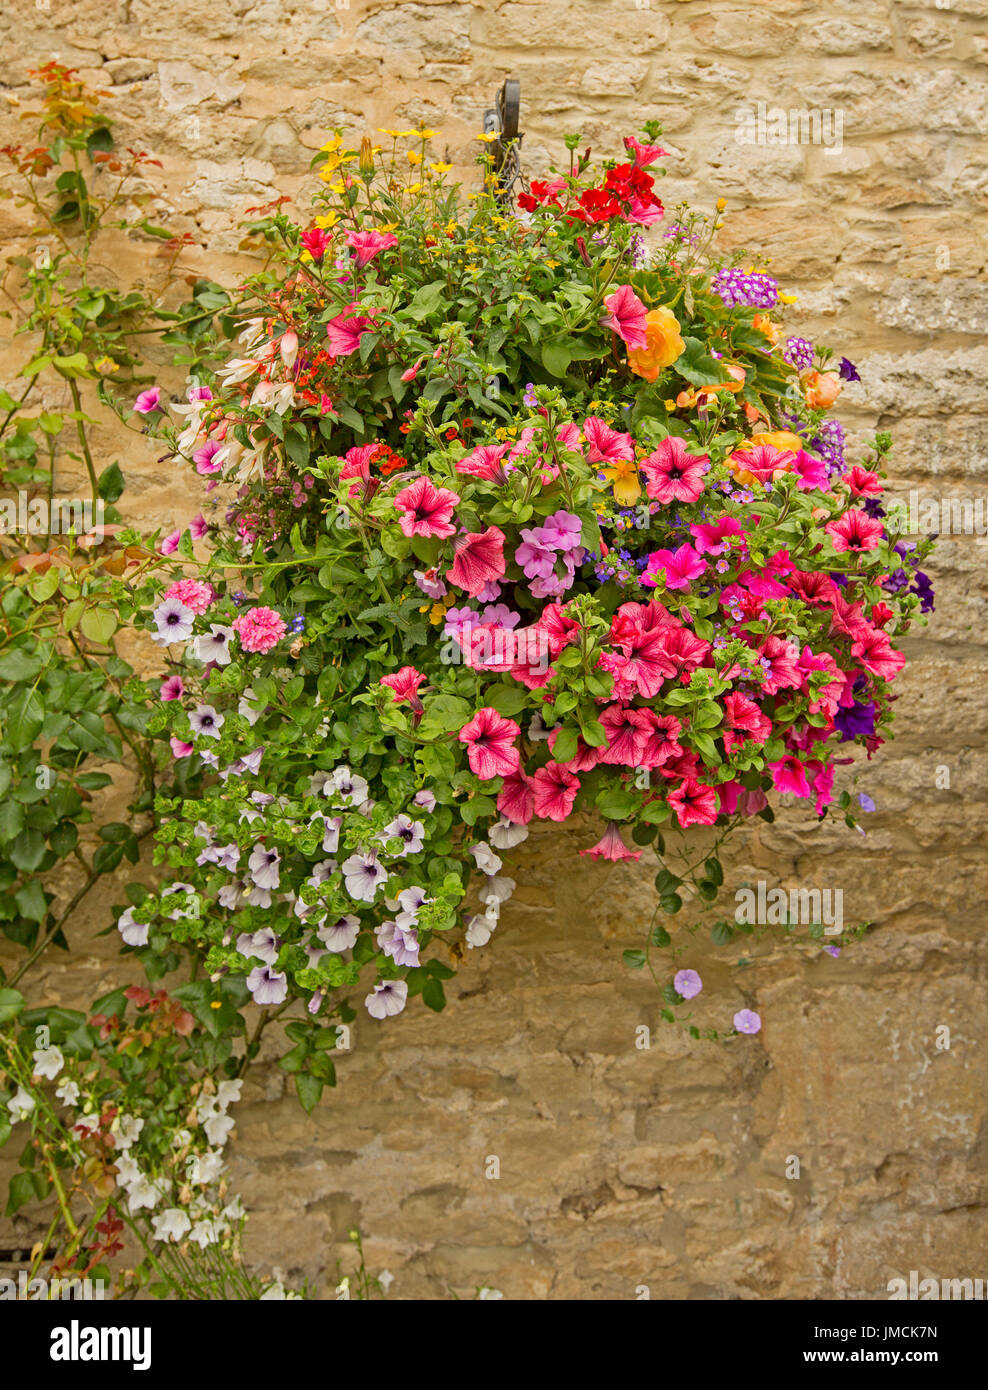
[314,211,340,228]
[600,457,642,506]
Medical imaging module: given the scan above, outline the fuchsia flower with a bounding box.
[447,526,506,597]
[233,606,287,654]
[826,509,884,552]
[345,229,399,267]
[640,437,710,504]
[580,822,641,862]
[380,666,425,704]
[531,762,581,821]
[326,306,379,357]
[394,476,460,539]
[459,707,521,780]
[300,227,332,261]
[583,416,634,464]
[400,358,424,383]
[642,543,705,590]
[163,579,214,615]
[134,387,162,415]
[600,285,649,349]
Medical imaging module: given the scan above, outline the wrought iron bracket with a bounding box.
[483,78,523,205]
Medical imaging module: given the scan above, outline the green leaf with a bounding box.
[551,727,578,763]
[622,949,647,971]
[711,921,734,946]
[15,879,47,922]
[422,978,446,1012]
[541,340,573,378]
[675,336,732,388]
[0,800,25,844]
[0,649,45,682]
[79,607,118,644]
[3,683,43,750]
[295,1073,324,1114]
[97,462,125,503]
[0,988,26,1024]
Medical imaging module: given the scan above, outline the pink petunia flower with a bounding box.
[300,227,332,261]
[531,762,581,821]
[690,516,746,556]
[380,666,425,704]
[446,526,506,598]
[583,416,634,464]
[579,821,641,862]
[825,509,884,552]
[640,437,710,504]
[667,778,719,828]
[623,135,669,167]
[345,229,399,267]
[458,707,521,780]
[160,675,185,701]
[160,530,182,556]
[600,285,649,349]
[845,464,883,498]
[455,442,511,482]
[394,476,460,539]
[233,606,287,654]
[851,628,906,681]
[497,771,535,824]
[193,439,223,474]
[170,736,194,758]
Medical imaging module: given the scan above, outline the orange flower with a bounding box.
[626,307,685,382]
[676,362,746,410]
[749,430,804,453]
[803,370,841,409]
[752,314,781,345]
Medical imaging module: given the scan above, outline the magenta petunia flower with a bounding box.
[642,543,705,590]
[193,439,222,474]
[768,755,812,798]
[301,226,332,261]
[458,706,521,781]
[326,306,379,357]
[160,675,185,702]
[394,476,460,539]
[134,387,162,415]
[233,606,287,654]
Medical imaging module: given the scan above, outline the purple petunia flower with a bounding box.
[838,356,860,382]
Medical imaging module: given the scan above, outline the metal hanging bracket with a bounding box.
[483,78,523,205]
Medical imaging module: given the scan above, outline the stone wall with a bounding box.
[1,0,986,1298]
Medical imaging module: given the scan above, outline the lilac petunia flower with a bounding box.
[413,789,437,813]
[248,843,281,890]
[247,965,288,1005]
[381,814,425,856]
[342,851,387,902]
[365,979,408,1019]
[117,907,149,948]
[376,920,421,968]
[317,914,361,953]
[189,704,224,739]
[193,624,234,666]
